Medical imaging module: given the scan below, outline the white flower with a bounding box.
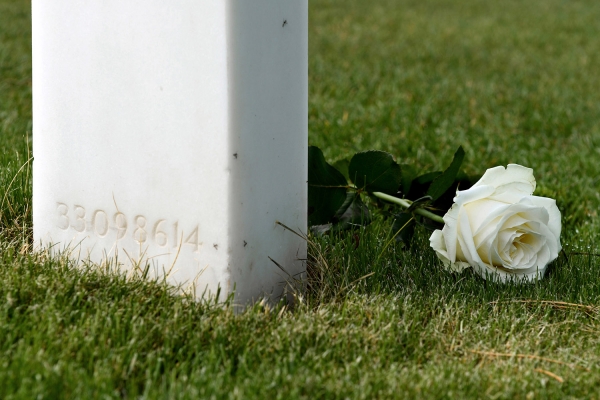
[429,164,561,282]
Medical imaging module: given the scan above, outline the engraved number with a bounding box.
[184,225,200,253]
[54,203,202,253]
[72,205,86,232]
[57,203,69,230]
[173,221,180,247]
[114,212,128,239]
[134,215,147,244]
[92,210,109,237]
[153,219,168,247]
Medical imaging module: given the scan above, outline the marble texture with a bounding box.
[32,0,307,304]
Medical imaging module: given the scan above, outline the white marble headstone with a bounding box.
[32,1,307,304]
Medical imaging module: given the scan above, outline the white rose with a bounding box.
[429,164,561,282]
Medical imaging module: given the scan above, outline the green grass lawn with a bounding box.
[2,0,600,398]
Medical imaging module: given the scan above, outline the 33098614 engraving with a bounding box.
[55,202,202,252]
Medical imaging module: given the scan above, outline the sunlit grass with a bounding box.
[1,0,600,398]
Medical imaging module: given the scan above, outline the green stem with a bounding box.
[372,191,445,224]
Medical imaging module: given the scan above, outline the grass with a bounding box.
[2,0,600,398]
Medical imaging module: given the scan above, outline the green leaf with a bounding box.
[348,151,402,195]
[308,146,348,226]
[333,192,372,226]
[427,146,465,201]
[399,164,417,196]
[392,212,415,248]
[311,192,372,235]
[416,171,441,184]
[332,158,351,182]
[407,171,441,199]
[432,170,472,211]
[406,195,432,213]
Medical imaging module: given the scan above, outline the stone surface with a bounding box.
[32,0,307,304]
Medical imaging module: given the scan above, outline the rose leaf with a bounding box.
[310,192,372,235]
[427,146,465,201]
[348,150,402,195]
[407,171,441,199]
[399,163,417,196]
[332,158,351,182]
[333,191,372,226]
[308,146,349,226]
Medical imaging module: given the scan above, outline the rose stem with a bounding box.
[372,191,445,224]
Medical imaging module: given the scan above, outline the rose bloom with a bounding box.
[430,164,561,282]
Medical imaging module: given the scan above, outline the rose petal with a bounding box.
[532,223,560,259]
[430,230,470,273]
[452,185,495,207]
[457,207,483,266]
[529,196,562,247]
[537,244,551,268]
[501,214,531,230]
[489,240,505,266]
[451,261,471,273]
[429,163,561,283]
[440,203,460,262]
[464,199,509,236]
[430,230,450,265]
[519,231,545,255]
[498,229,519,256]
[473,164,536,195]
